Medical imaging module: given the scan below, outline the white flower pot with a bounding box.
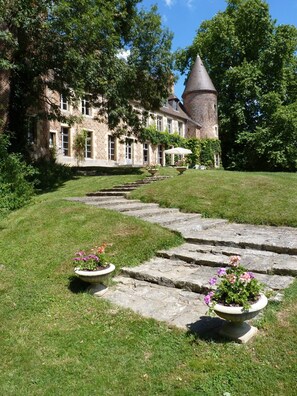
[176,166,187,174]
[74,264,115,297]
[213,293,268,343]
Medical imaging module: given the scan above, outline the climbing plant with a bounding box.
[73,130,87,165]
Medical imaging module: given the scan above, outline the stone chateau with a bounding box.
[1,56,219,167]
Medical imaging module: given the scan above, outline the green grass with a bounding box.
[0,170,296,395]
[131,169,297,226]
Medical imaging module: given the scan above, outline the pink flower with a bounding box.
[240,272,252,283]
[226,274,237,284]
[229,255,241,267]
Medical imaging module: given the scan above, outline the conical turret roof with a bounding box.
[182,56,217,98]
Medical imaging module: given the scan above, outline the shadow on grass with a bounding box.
[33,160,144,195]
[186,316,229,343]
[68,275,89,294]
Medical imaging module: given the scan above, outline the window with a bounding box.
[81,96,91,116]
[158,145,163,165]
[125,138,133,163]
[178,122,183,136]
[143,143,149,163]
[214,153,220,168]
[61,127,70,156]
[156,115,163,131]
[85,131,92,158]
[172,100,179,111]
[214,126,218,137]
[49,132,56,148]
[60,94,68,111]
[108,136,115,160]
[27,116,37,143]
[167,118,172,134]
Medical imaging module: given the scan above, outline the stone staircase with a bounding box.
[68,177,297,334]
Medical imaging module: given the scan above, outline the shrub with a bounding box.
[0,134,36,217]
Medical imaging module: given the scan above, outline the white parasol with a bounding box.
[164,147,192,155]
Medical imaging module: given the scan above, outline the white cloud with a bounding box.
[117,49,130,61]
[164,0,175,7]
[186,0,194,9]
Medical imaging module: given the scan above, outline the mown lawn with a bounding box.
[131,169,297,226]
[0,170,296,395]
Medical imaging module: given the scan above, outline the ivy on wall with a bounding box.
[73,129,87,164]
[139,126,221,168]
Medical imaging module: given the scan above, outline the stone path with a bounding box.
[68,176,297,334]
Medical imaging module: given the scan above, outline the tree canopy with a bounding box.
[177,0,297,171]
[0,0,173,156]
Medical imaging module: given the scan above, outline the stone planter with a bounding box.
[176,166,187,175]
[147,168,158,176]
[74,264,115,297]
[213,293,268,343]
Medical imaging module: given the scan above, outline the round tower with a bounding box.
[182,56,218,139]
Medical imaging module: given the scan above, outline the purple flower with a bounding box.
[204,291,214,305]
[209,277,217,286]
[247,272,255,279]
[217,267,227,277]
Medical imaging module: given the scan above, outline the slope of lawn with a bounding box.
[0,171,296,395]
[131,169,297,226]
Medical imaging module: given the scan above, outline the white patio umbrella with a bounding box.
[164,147,192,155]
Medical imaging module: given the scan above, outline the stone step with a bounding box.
[86,191,129,197]
[123,207,180,218]
[157,243,297,277]
[100,186,138,192]
[167,215,228,232]
[140,212,202,226]
[120,257,295,294]
[94,202,160,212]
[104,276,220,332]
[84,198,141,207]
[183,223,297,255]
[66,196,125,203]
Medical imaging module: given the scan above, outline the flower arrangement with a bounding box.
[204,256,264,311]
[146,163,160,170]
[175,158,187,167]
[73,243,110,271]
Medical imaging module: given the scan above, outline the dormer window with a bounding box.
[172,100,179,111]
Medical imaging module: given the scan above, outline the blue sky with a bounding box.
[141,0,297,99]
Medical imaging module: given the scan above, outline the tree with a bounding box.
[0,0,173,157]
[176,0,297,170]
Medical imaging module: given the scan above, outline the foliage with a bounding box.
[177,0,297,171]
[139,126,221,168]
[139,125,186,146]
[31,158,74,192]
[204,256,264,311]
[73,243,110,270]
[0,0,173,156]
[237,101,297,171]
[72,130,87,165]
[0,134,36,217]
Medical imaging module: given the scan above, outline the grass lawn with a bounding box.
[0,170,296,395]
[131,169,297,226]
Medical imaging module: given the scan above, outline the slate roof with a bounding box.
[182,56,217,98]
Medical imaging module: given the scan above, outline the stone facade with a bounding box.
[1,56,219,167]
